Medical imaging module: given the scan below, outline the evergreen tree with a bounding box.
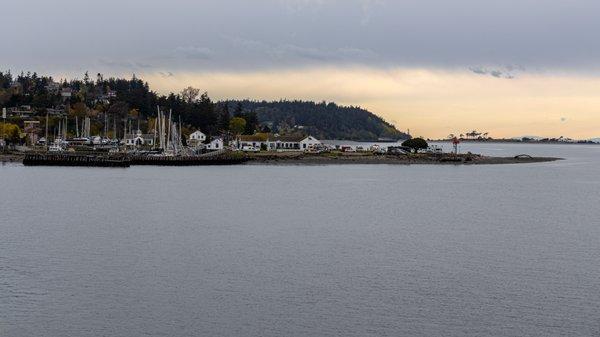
[243,110,259,135]
[219,102,230,131]
[233,102,243,117]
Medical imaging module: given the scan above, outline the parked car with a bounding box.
[241,145,260,152]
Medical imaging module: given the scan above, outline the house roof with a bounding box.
[237,133,317,142]
[239,133,271,142]
[274,134,309,142]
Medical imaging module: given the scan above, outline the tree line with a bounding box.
[1,71,407,142]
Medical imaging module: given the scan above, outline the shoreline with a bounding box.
[245,152,561,165]
[0,152,561,166]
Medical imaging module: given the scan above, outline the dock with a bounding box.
[129,154,248,166]
[23,153,130,167]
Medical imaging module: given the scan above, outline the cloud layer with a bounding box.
[3,0,600,73]
[4,0,600,138]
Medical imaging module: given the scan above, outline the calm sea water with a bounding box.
[1,143,599,337]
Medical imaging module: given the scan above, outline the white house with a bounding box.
[206,137,223,151]
[235,134,270,150]
[298,135,321,150]
[233,133,321,151]
[269,134,321,151]
[124,130,155,147]
[188,130,206,146]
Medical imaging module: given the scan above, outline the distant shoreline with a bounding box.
[431,139,599,145]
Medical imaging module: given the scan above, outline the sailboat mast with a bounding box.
[167,109,172,151]
[45,113,49,149]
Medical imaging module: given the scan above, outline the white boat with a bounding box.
[48,144,63,152]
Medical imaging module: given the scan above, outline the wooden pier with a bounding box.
[23,153,131,167]
[129,154,248,166]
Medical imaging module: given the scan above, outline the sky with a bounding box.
[3,0,600,138]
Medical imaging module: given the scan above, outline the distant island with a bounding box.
[432,131,600,145]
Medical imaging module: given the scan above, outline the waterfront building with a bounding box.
[232,133,321,151]
[206,137,224,151]
[188,130,207,146]
[234,133,270,150]
[274,134,321,151]
[124,129,155,147]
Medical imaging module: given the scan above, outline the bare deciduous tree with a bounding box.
[181,86,200,104]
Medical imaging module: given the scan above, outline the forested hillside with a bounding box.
[222,100,408,141]
[0,71,407,141]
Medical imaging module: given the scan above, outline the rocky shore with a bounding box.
[245,152,561,165]
[0,154,24,163]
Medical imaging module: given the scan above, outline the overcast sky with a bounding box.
[4,0,600,138]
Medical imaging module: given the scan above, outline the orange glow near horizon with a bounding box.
[140,67,600,139]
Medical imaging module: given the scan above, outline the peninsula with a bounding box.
[0,72,559,166]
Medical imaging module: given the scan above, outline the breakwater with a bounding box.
[129,155,248,166]
[21,153,249,167]
[23,153,130,167]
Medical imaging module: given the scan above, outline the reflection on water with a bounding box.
[1,143,599,337]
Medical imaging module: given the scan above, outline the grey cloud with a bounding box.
[4,0,600,73]
[469,66,518,79]
[225,36,377,64]
[173,47,213,60]
[271,44,378,61]
[98,59,154,71]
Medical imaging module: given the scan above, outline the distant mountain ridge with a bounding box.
[223,100,409,141]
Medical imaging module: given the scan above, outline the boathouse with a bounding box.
[124,130,155,147]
